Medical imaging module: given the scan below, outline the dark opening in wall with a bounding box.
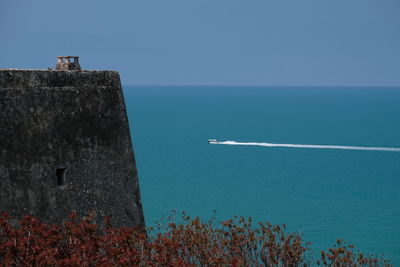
[56,168,67,186]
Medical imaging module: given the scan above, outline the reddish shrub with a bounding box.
[0,212,391,266]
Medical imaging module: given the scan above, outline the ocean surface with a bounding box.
[124,86,400,264]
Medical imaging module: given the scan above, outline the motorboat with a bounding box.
[208,139,218,143]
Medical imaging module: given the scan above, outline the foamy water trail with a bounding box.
[209,140,400,152]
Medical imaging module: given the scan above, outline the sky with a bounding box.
[0,0,399,86]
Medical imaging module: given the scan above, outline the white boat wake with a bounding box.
[208,140,400,152]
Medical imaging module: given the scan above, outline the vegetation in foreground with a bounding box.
[0,211,391,266]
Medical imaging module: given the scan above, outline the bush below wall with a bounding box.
[0,212,391,266]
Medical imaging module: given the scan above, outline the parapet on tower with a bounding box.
[56,56,81,70]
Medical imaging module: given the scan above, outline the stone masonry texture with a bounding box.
[0,70,145,228]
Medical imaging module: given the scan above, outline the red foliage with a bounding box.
[0,212,391,266]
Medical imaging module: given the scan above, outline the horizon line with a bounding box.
[122,84,400,88]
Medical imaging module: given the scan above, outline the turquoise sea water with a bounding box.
[124,86,400,264]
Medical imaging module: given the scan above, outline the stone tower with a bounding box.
[0,68,145,228]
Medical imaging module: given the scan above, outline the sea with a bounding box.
[123,86,400,264]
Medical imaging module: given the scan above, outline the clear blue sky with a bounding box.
[1,0,399,86]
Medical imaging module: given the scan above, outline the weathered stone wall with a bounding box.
[0,70,145,228]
